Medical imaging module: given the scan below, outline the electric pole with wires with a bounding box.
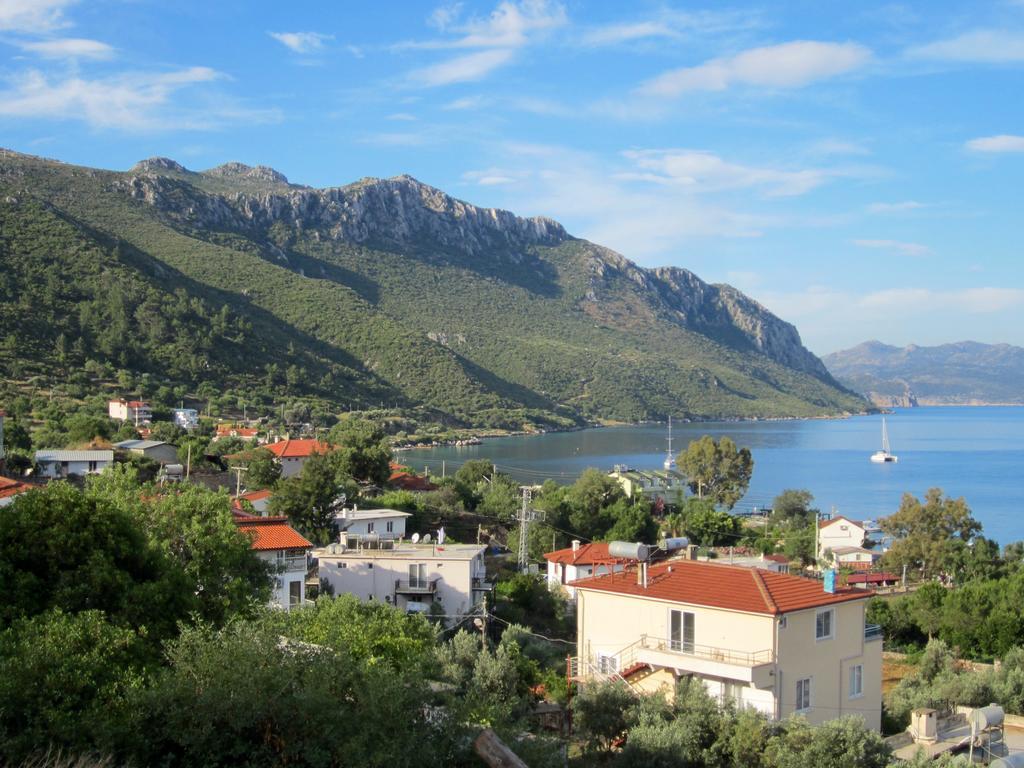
[517,487,543,572]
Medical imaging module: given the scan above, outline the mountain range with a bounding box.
[0,149,866,428]
[823,341,1024,406]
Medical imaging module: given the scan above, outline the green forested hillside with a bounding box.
[0,150,866,427]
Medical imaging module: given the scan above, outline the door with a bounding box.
[409,563,426,589]
[670,610,695,653]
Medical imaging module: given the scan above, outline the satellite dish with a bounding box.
[411,533,421,544]
[422,533,432,544]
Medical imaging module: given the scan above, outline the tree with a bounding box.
[771,489,818,525]
[881,488,982,580]
[1,418,30,453]
[763,715,891,768]
[244,446,282,489]
[269,452,355,544]
[571,680,637,753]
[677,435,753,510]
[328,418,392,484]
[680,497,742,547]
[148,420,183,444]
[605,502,659,544]
[566,469,625,541]
[911,582,948,641]
[64,411,113,445]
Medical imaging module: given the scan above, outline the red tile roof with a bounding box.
[572,559,870,616]
[216,425,260,438]
[239,489,273,502]
[234,515,313,551]
[0,476,34,500]
[264,439,333,459]
[544,542,620,566]
[388,471,437,492]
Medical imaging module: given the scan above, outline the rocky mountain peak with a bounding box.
[131,157,189,174]
[203,162,289,185]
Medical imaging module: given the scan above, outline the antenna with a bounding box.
[517,486,543,572]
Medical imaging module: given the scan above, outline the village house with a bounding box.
[214,424,260,442]
[608,465,688,504]
[34,449,114,479]
[334,506,412,541]
[817,516,868,561]
[315,540,489,625]
[108,399,152,426]
[572,558,882,731]
[262,438,333,478]
[544,541,627,600]
[829,546,882,571]
[172,408,199,430]
[114,439,179,465]
[234,512,312,610]
[388,463,438,492]
[234,489,273,515]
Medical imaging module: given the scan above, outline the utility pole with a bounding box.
[814,510,820,570]
[185,444,192,480]
[232,465,248,497]
[481,594,488,649]
[516,487,542,573]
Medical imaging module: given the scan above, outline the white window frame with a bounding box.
[597,653,619,675]
[386,520,394,533]
[795,677,812,712]
[815,608,834,641]
[849,664,863,699]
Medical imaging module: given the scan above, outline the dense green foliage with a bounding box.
[0,151,865,429]
[676,435,753,510]
[880,488,982,581]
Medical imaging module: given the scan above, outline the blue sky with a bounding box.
[1,0,1023,354]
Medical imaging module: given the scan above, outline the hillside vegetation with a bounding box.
[0,150,866,427]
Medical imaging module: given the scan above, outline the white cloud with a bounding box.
[580,9,760,47]
[401,0,565,86]
[866,200,925,214]
[853,238,931,257]
[639,40,871,98]
[428,2,463,31]
[0,0,75,33]
[0,67,277,131]
[909,30,1024,63]
[618,149,832,197]
[581,21,679,46]
[966,134,1024,153]
[18,37,114,59]
[859,287,1024,312]
[269,31,334,54]
[411,48,514,86]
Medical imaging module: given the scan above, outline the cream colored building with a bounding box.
[544,541,626,600]
[315,541,490,625]
[608,465,688,503]
[817,516,867,561]
[573,559,882,730]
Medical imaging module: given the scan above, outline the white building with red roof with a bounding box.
[0,476,34,508]
[108,399,152,426]
[544,541,627,599]
[234,488,273,515]
[263,438,333,478]
[817,515,867,561]
[571,558,882,730]
[234,513,312,610]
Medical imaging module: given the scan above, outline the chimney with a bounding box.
[571,539,580,553]
[636,562,648,588]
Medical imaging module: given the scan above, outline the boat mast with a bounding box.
[664,416,676,470]
[881,417,890,454]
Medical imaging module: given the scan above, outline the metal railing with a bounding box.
[394,578,439,594]
[275,555,308,572]
[637,635,775,666]
[864,623,883,641]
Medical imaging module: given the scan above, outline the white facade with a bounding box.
[546,560,624,600]
[173,408,199,430]
[34,450,114,478]
[114,439,179,464]
[335,507,411,540]
[108,400,152,425]
[818,517,867,560]
[316,542,489,624]
[260,549,309,611]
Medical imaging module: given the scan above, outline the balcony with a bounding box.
[472,576,493,592]
[395,577,439,596]
[275,555,308,573]
[628,635,776,689]
[864,623,883,642]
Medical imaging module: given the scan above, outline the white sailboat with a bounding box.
[870,417,898,463]
[664,416,676,470]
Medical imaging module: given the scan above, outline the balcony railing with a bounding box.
[864,623,883,642]
[472,576,493,591]
[275,555,308,572]
[395,578,439,595]
[638,635,775,666]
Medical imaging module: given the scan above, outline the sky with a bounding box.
[1,0,1023,354]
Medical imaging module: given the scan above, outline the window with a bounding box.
[289,580,302,608]
[409,563,427,588]
[849,665,863,698]
[670,610,695,653]
[88,460,98,472]
[367,522,375,533]
[386,520,394,533]
[795,677,811,712]
[816,608,834,640]
[779,616,787,629]
[598,653,619,675]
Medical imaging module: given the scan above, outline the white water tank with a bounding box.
[968,704,1004,732]
[609,541,649,561]
[989,755,1024,768]
[660,537,689,551]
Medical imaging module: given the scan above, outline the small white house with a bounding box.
[108,399,152,425]
[234,514,313,611]
[172,408,199,430]
[817,516,867,561]
[829,546,882,571]
[235,489,274,515]
[316,541,489,625]
[334,506,412,541]
[544,541,626,600]
[34,450,114,478]
[114,439,178,465]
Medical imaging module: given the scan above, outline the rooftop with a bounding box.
[114,439,169,450]
[819,515,864,530]
[0,476,34,500]
[572,558,870,616]
[336,507,412,520]
[544,542,620,566]
[238,489,273,502]
[234,515,312,551]
[316,542,486,561]
[34,450,114,462]
[264,438,333,458]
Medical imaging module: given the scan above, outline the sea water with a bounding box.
[404,407,1024,546]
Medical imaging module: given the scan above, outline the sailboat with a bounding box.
[870,417,898,463]
[664,416,676,470]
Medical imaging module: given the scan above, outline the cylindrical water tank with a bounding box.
[969,704,1004,732]
[988,755,1024,768]
[660,537,690,551]
[609,541,650,561]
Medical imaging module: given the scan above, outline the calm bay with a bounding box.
[405,406,1024,546]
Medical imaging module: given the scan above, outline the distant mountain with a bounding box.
[823,341,1024,406]
[0,149,866,427]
